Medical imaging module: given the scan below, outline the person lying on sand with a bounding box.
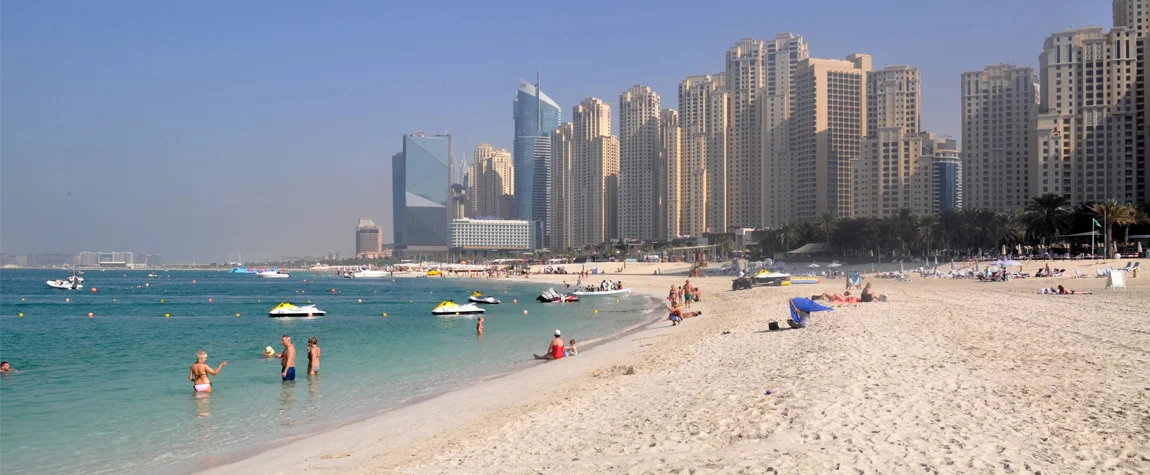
[666,303,701,325]
[1057,284,1092,295]
[813,291,858,303]
[533,330,566,360]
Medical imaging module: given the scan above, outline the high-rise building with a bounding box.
[792,54,871,220]
[726,39,767,228]
[355,218,383,257]
[760,33,810,228]
[549,123,575,250]
[618,85,661,240]
[569,98,619,248]
[392,133,452,252]
[660,109,682,239]
[854,65,930,218]
[678,74,728,234]
[513,76,561,248]
[960,64,1037,211]
[1113,0,1149,202]
[467,143,515,219]
[926,135,963,213]
[1034,26,1146,204]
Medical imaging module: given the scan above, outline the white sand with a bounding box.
[201,260,1150,474]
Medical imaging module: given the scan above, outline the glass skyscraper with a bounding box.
[393,133,452,251]
[513,78,561,248]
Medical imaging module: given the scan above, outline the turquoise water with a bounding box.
[0,270,657,474]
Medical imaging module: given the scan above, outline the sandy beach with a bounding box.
[201,259,1150,474]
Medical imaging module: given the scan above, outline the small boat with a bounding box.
[572,288,632,297]
[47,279,83,290]
[147,273,159,277]
[268,302,325,317]
[257,270,290,279]
[348,268,389,279]
[537,288,579,303]
[467,292,501,304]
[431,300,484,315]
[752,271,791,286]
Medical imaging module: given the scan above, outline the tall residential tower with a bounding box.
[513,76,561,248]
[618,85,661,240]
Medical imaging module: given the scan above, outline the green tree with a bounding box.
[1024,194,1071,245]
[1090,200,1132,257]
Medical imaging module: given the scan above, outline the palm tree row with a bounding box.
[752,195,1150,260]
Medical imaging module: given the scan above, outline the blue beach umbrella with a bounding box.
[788,297,833,328]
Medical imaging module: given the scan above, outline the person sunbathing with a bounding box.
[1057,285,1093,295]
[666,303,701,325]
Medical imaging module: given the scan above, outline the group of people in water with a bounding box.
[533,329,578,360]
[188,334,321,394]
[577,279,624,292]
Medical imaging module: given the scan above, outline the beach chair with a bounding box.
[1073,269,1086,278]
[846,271,861,289]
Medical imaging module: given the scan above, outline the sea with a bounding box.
[0,269,659,474]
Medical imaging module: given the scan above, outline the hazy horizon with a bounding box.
[1,1,1108,262]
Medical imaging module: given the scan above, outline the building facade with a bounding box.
[549,123,575,250]
[929,138,963,213]
[791,54,871,221]
[393,133,452,251]
[960,64,1037,211]
[513,78,561,248]
[678,74,728,234]
[618,85,661,240]
[854,65,930,218]
[760,33,810,228]
[569,98,619,248]
[660,109,682,239]
[449,218,532,251]
[355,218,383,258]
[726,39,767,228]
[467,143,515,219]
[1034,26,1146,204]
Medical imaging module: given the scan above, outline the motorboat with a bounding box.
[257,270,290,279]
[751,271,791,286]
[47,279,83,290]
[268,302,325,317]
[431,300,485,315]
[147,273,159,277]
[467,292,501,304]
[572,288,632,297]
[348,268,389,279]
[537,288,579,303]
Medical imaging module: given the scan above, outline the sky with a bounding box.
[0,0,1110,263]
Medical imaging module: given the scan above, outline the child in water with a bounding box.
[565,339,578,357]
[476,316,484,336]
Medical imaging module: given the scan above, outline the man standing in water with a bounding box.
[275,334,296,381]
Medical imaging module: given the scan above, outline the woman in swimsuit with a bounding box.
[188,350,226,393]
[306,336,321,375]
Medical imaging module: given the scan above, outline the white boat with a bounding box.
[268,302,325,317]
[257,271,290,279]
[467,293,501,304]
[47,279,83,290]
[431,300,485,315]
[349,269,389,279]
[67,275,84,284]
[572,288,632,297]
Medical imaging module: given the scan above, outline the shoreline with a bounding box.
[195,275,673,474]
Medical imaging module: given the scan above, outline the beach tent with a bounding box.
[788,298,834,329]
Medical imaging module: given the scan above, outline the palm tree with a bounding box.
[1118,203,1147,252]
[1090,200,1133,257]
[1024,194,1071,245]
[815,212,839,242]
[774,223,800,251]
[917,214,939,257]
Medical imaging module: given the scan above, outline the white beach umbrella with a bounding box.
[1002,245,1007,256]
[807,263,821,268]
[826,262,842,268]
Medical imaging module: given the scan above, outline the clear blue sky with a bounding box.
[0,0,1108,262]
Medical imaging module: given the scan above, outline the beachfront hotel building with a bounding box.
[853,65,931,218]
[355,218,383,258]
[725,39,767,229]
[467,143,515,219]
[449,218,532,251]
[392,133,452,253]
[960,64,1037,212]
[512,77,561,248]
[928,136,963,213]
[760,33,810,228]
[568,98,619,248]
[618,85,661,240]
[791,54,871,221]
[1033,25,1147,204]
[678,74,728,234]
[549,123,575,251]
[660,109,682,239]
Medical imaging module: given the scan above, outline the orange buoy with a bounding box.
[91,288,97,293]
[208,298,214,303]
[331,289,336,294]
[88,312,94,318]
[523,310,528,315]
[66,298,71,303]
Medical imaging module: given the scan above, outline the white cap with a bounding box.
[554,329,561,336]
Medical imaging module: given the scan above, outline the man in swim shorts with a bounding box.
[275,334,296,381]
[533,330,566,360]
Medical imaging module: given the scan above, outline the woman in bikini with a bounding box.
[188,350,227,393]
[306,336,321,375]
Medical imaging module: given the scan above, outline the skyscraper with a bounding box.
[467,143,515,219]
[960,64,1037,211]
[854,65,930,218]
[925,135,963,213]
[792,54,871,221]
[726,39,767,228]
[660,109,682,239]
[392,133,452,252]
[549,123,575,250]
[1034,25,1146,204]
[355,218,383,257]
[618,85,661,240]
[569,98,619,248]
[760,33,810,228]
[513,76,561,248]
[678,74,728,234]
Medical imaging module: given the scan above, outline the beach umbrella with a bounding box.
[826,262,842,268]
[787,297,834,329]
[807,263,820,268]
[1139,242,1143,255]
[1002,245,1007,256]
[899,260,905,273]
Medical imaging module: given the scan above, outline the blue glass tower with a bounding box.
[393,133,452,251]
[513,75,561,248]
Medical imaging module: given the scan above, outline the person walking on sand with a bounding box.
[533,330,566,360]
[275,335,296,381]
[476,316,485,336]
[188,350,227,393]
[306,336,320,375]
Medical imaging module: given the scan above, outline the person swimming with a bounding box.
[0,361,13,372]
[188,350,227,393]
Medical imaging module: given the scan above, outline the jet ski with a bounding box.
[467,291,501,304]
[431,300,485,315]
[536,288,579,303]
[268,302,325,317]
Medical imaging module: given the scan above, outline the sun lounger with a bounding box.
[846,271,861,289]
[1073,269,1086,278]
